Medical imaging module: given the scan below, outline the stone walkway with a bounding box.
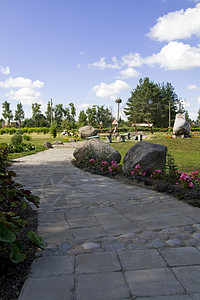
[10,144,200,299]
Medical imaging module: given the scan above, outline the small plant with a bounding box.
[150,169,164,179]
[164,152,179,182]
[131,164,146,178]
[11,132,23,147]
[177,170,200,189]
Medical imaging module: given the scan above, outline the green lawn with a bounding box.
[0,132,199,173]
[111,136,200,173]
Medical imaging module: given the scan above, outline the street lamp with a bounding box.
[115,97,122,121]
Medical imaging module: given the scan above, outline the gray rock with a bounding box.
[73,139,121,163]
[43,141,53,148]
[78,126,99,139]
[53,140,63,145]
[166,239,184,247]
[122,141,167,175]
[173,113,190,135]
[82,243,100,249]
[69,138,76,142]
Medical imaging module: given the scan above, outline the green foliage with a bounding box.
[124,77,178,128]
[50,122,57,138]
[0,153,45,263]
[164,152,179,182]
[14,103,25,128]
[11,133,23,147]
[10,143,35,153]
[23,135,32,141]
[2,101,13,127]
[86,105,113,128]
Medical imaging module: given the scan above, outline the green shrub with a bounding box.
[50,122,57,138]
[11,133,23,147]
[23,134,32,141]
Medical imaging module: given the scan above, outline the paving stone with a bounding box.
[162,215,195,227]
[81,242,100,249]
[71,226,106,240]
[102,241,126,251]
[95,213,128,225]
[75,272,130,300]
[173,266,200,293]
[138,295,192,300]
[103,222,140,235]
[18,275,74,300]
[68,217,99,228]
[76,252,121,274]
[166,239,185,247]
[190,294,200,300]
[29,255,74,277]
[125,268,184,297]
[134,218,169,231]
[161,247,200,266]
[118,249,166,271]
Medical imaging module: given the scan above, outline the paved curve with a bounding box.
[10,143,200,300]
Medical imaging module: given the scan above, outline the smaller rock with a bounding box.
[43,141,53,148]
[82,243,100,249]
[188,239,200,247]
[58,242,72,251]
[53,140,63,145]
[147,239,165,248]
[69,138,76,142]
[166,239,184,247]
[193,233,200,239]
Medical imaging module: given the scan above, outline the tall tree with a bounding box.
[54,104,65,126]
[86,105,113,128]
[124,77,178,128]
[78,110,87,127]
[15,103,25,128]
[32,103,41,126]
[45,100,53,125]
[2,101,13,127]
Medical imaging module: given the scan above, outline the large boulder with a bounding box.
[122,141,167,175]
[78,126,99,139]
[173,113,190,135]
[73,139,121,163]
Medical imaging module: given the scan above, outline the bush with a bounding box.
[11,133,23,147]
[50,122,57,138]
[23,135,32,141]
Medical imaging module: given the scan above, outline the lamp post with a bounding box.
[115,97,122,122]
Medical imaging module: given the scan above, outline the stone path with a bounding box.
[10,144,200,299]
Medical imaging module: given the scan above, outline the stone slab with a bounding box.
[75,272,130,300]
[160,247,200,266]
[125,268,184,297]
[118,249,167,271]
[71,226,106,240]
[95,213,128,225]
[173,266,200,293]
[68,217,99,228]
[29,255,74,277]
[76,252,121,274]
[138,296,192,300]
[18,275,74,300]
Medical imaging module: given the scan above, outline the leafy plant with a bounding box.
[130,164,146,178]
[23,134,32,141]
[50,122,57,138]
[11,132,23,147]
[164,152,179,182]
[0,151,45,263]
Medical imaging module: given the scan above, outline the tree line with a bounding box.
[1,77,199,130]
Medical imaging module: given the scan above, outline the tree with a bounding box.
[86,105,113,128]
[54,104,65,126]
[197,109,200,125]
[2,101,13,127]
[45,100,53,126]
[32,103,41,126]
[15,103,25,128]
[78,110,87,127]
[124,77,178,128]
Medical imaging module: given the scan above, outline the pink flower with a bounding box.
[143,172,146,177]
[131,171,135,175]
[135,164,141,169]
[90,159,95,163]
[188,182,194,188]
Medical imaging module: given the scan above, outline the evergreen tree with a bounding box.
[124,77,178,128]
[2,101,13,127]
[15,103,25,128]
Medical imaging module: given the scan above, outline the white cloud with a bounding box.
[119,67,140,78]
[145,41,200,70]
[92,80,130,98]
[78,102,90,109]
[181,99,191,108]
[147,3,200,41]
[0,76,44,106]
[90,57,120,70]
[121,53,143,67]
[6,87,42,105]
[0,66,10,75]
[187,84,198,90]
[0,77,44,89]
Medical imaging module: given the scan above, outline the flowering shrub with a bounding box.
[150,169,164,179]
[131,164,146,178]
[88,158,120,175]
[177,170,200,189]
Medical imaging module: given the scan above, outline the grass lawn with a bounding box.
[0,132,199,173]
[111,135,200,174]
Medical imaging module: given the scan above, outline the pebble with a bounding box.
[188,239,200,247]
[82,243,100,249]
[58,242,72,251]
[142,231,158,239]
[148,239,165,248]
[68,248,90,255]
[193,233,200,239]
[166,239,184,247]
[174,233,191,240]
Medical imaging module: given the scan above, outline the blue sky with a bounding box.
[0,0,200,121]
